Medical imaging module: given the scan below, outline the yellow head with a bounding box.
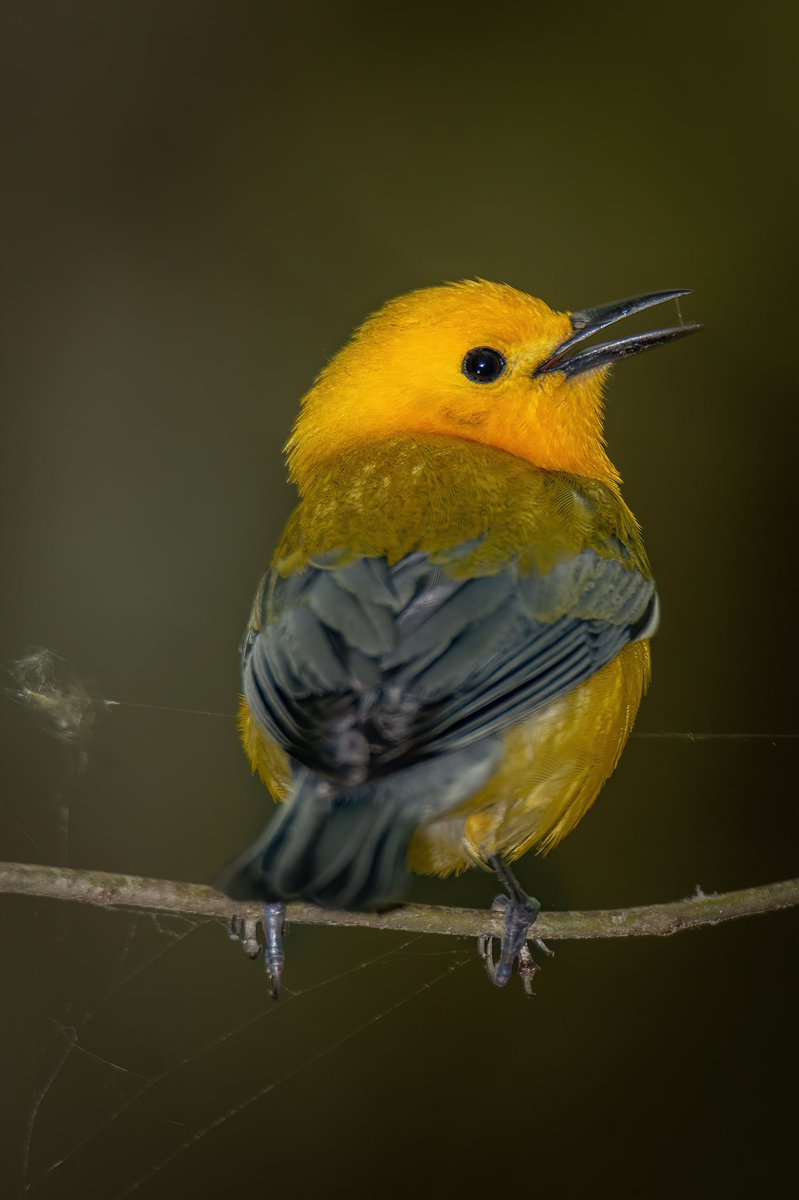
[287,280,696,489]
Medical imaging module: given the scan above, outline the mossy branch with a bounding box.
[1,861,797,941]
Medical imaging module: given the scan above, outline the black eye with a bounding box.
[462,346,507,383]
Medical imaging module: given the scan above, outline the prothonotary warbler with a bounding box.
[219,281,700,993]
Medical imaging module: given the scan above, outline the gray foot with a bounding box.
[262,901,286,999]
[228,901,287,999]
[477,856,542,992]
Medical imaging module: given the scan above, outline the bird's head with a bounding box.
[287,280,699,488]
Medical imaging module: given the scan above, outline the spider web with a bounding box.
[15,914,469,1198]
[1,649,796,1199]
[2,651,477,1199]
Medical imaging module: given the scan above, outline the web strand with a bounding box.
[106,699,798,741]
[6,650,797,742]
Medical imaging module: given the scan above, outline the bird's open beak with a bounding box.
[534,289,702,378]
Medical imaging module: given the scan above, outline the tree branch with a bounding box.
[1,861,797,941]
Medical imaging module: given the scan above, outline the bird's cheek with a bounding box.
[441,406,490,430]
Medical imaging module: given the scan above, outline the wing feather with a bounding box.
[242,545,656,784]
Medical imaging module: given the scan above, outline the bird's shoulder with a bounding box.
[271,434,651,583]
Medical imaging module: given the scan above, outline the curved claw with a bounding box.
[228,914,262,959]
[477,894,509,970]
[228,903,287,999]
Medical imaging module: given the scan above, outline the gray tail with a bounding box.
[217,741,501,911]
[217,769,419,910]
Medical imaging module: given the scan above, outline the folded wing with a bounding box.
[243,546,657,787]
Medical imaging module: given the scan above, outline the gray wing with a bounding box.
[242,547,657,788]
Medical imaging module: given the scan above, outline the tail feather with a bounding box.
[218,740,500,911]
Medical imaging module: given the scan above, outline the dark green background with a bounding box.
[1,3,796,1198]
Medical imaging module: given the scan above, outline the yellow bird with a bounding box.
[220,281,699,991]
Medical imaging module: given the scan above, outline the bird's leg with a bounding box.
[478,856,541,989]
[262,901,286,999]
[228,901,287,999]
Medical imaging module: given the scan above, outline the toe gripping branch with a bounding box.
[228,860,547,999]
[478,856,549,995]
[229,901,287,999]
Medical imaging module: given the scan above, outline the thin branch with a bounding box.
[1,861,797,941]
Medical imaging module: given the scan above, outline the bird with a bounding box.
[218,280,700,994]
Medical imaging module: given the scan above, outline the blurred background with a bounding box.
[1,2,796,1197]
